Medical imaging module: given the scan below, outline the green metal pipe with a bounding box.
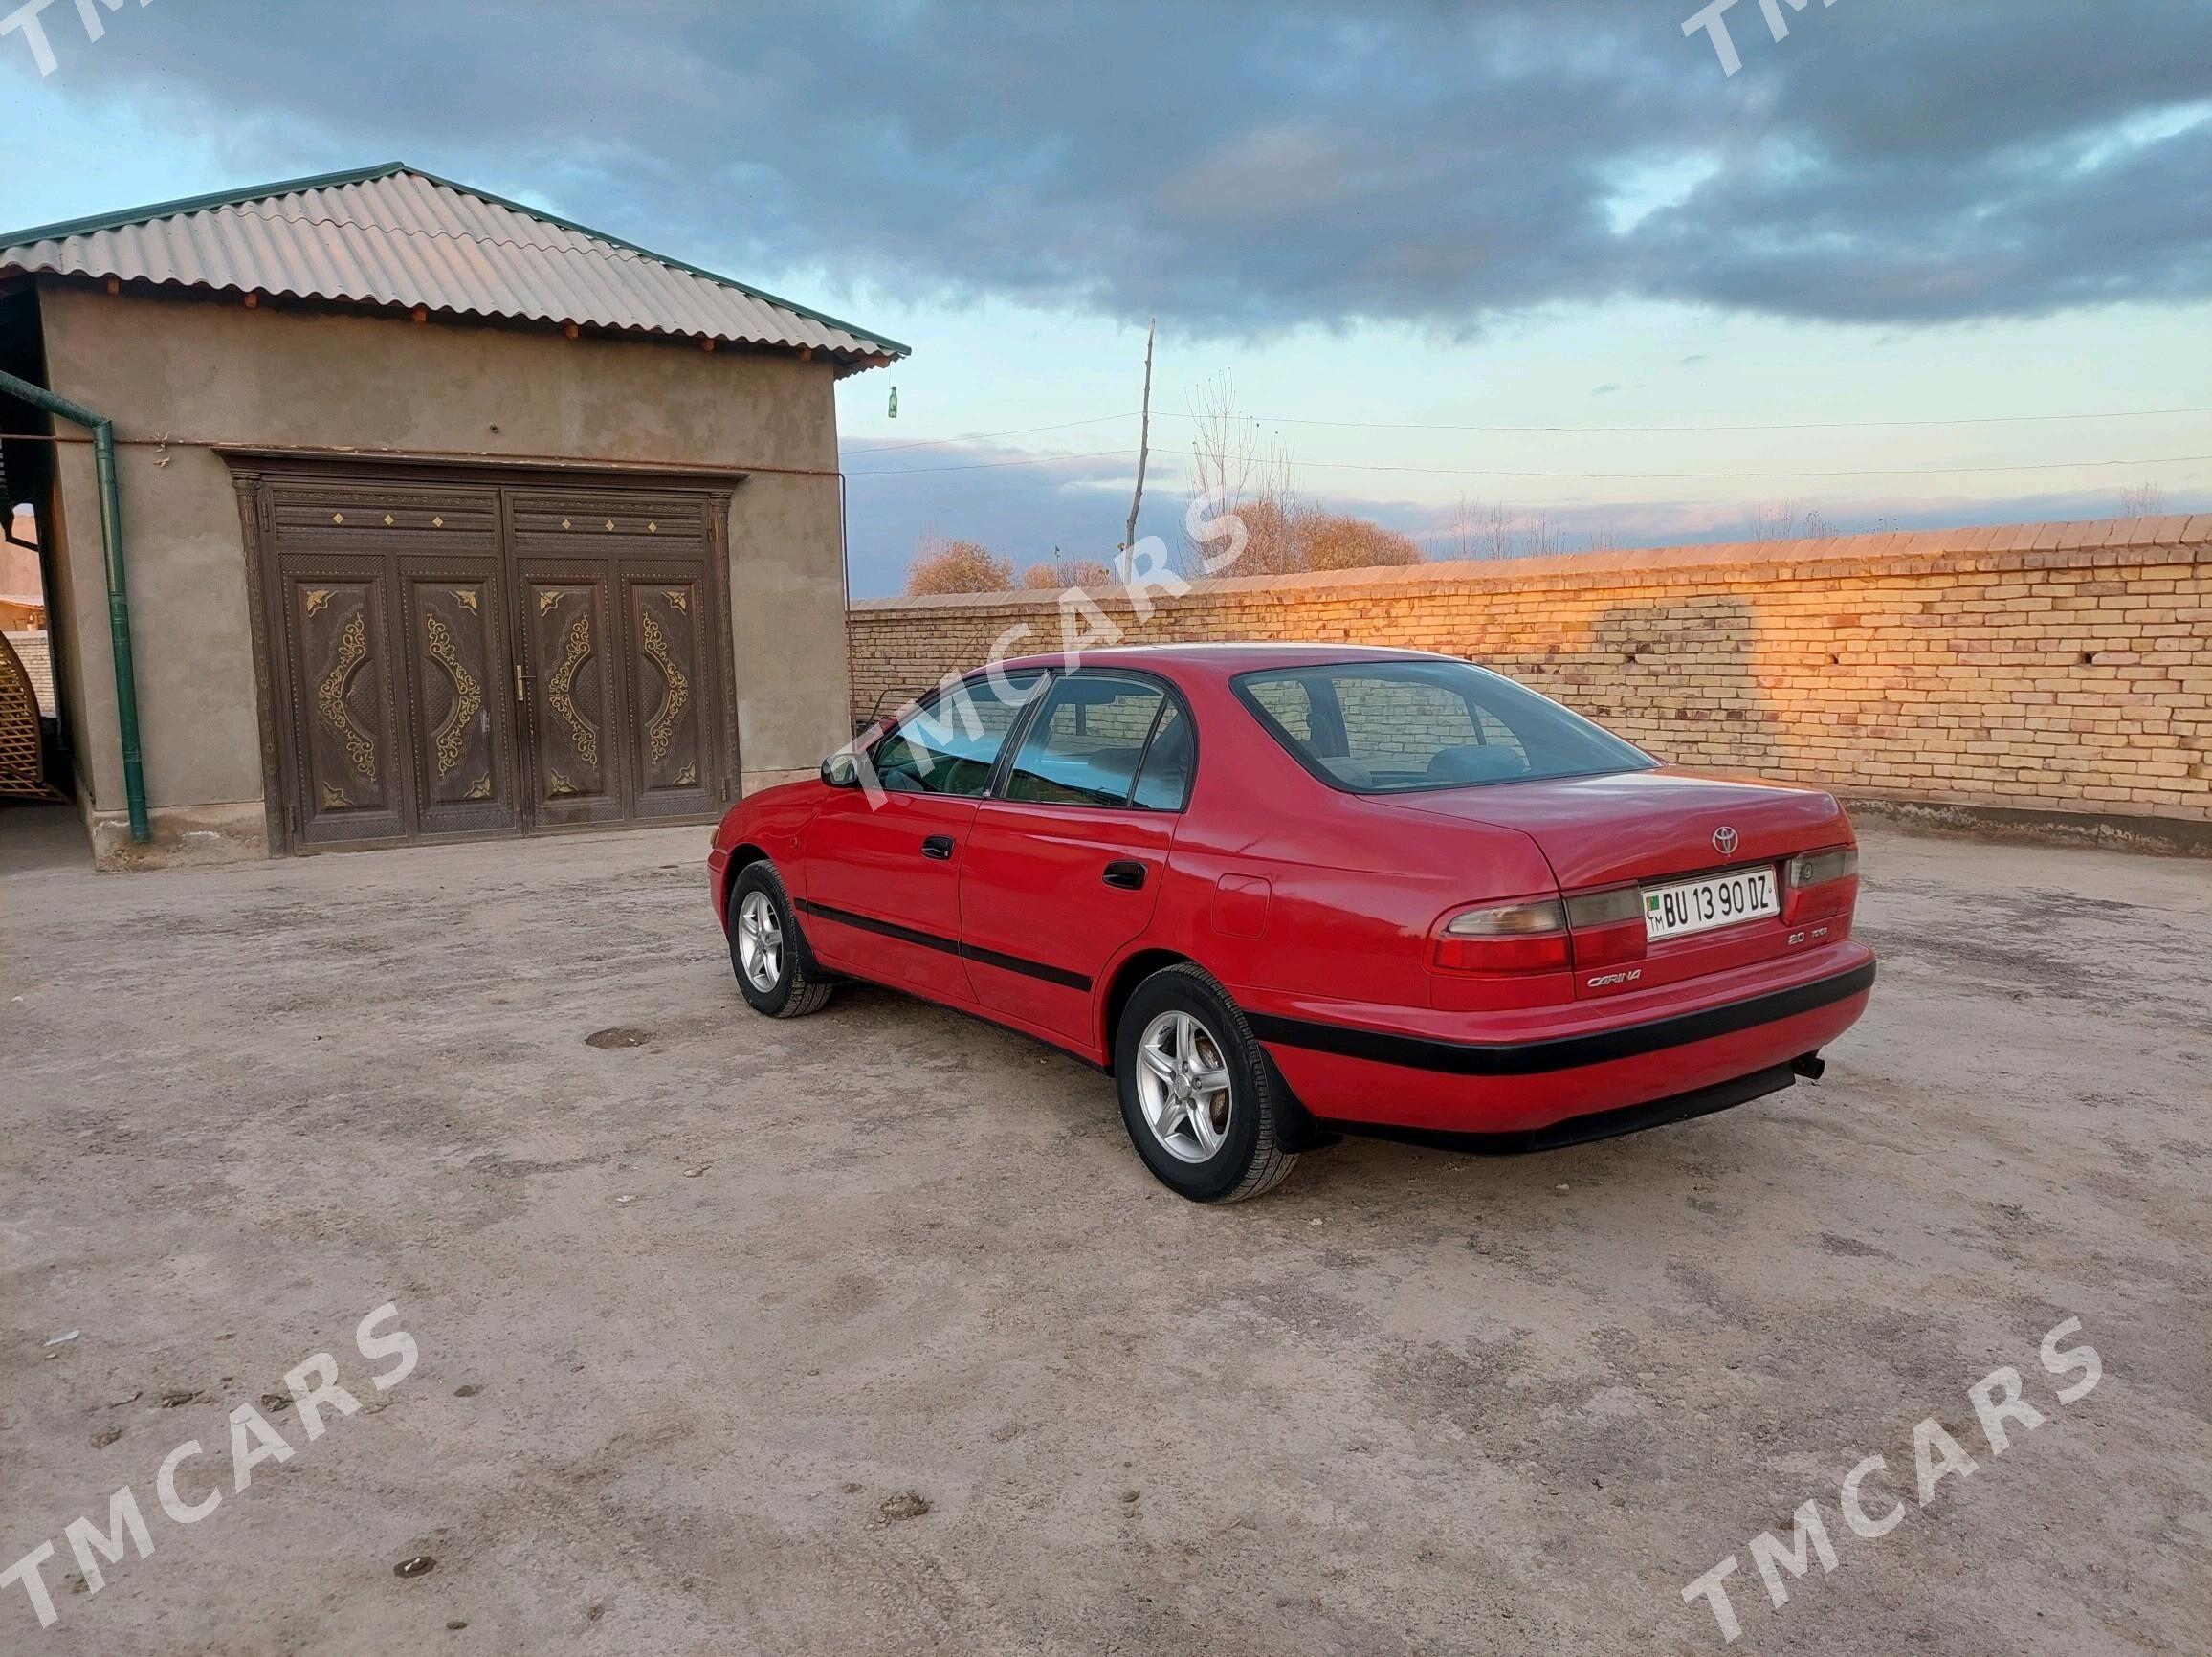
[0,365,150,842]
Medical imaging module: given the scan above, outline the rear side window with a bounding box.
[1232,660,1653,793]
[1244,676,1314,741]
[1005,674,1172,806]
[872,671,1046,796]
[1131,702,1193,810]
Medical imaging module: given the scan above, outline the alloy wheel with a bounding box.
[735,889,784,993]
[1134,1009,1233,1164]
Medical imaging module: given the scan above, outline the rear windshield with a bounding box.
[1232,660,1655,794]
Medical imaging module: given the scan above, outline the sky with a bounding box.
[2,0,2209,594]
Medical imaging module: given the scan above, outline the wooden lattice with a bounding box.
[0,630,58,800]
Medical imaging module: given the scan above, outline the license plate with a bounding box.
[1644,867,1779,941]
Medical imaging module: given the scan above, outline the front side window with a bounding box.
[871,671,1046,796]
[1004,674,1183,808]
[1232,659,1653,793]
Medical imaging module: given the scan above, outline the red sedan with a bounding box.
[709,646,1873,1203]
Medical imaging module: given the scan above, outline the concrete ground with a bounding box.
[2,806,2207,1655]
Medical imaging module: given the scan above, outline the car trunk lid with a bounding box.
[1393,767,1843,885]
[1395,767,1856,1000]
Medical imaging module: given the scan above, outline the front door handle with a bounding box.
[921,834,956,861]
[1102,859,1147,890]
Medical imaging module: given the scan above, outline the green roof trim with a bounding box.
[0,161,909,359]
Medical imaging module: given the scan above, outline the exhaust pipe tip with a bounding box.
[1791,1051,1827,1082]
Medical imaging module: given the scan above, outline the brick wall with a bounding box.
[4,630,54,717]
[847,518,2212,829]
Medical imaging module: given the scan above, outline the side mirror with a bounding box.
[821,752,861,788]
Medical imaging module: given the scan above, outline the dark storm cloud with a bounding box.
[46,0,2212,333]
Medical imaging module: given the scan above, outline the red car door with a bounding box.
[959,672,1193,1044]
[799,672,1044,1004]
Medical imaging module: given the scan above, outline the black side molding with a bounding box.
[1247,960,1874,1077]
[1323,1062,1800,1157]
[792,896,1092,992]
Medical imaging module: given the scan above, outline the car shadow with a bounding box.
[820,976,1808,1226]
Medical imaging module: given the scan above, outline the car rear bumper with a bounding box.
[1328,1061,1805,1156]
[1238,942,1875,1138]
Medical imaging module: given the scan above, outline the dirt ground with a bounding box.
[2,806,2207,1655]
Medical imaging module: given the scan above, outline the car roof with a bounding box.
[990,642,1456,679]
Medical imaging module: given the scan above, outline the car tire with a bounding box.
[1114,963,1298,1204]
[727,861,834,1019]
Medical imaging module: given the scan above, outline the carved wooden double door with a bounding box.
[257,475,730,849]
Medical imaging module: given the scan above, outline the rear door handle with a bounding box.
[921,834,956,861]
[1102,859,1147,890]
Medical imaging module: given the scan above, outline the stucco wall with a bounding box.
[849,519,2212,841]
[35,280,852,858]
[0,509,39,597]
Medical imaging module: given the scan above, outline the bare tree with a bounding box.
[1183,372,1293,576]
[1479,500,1516,559]
[1443,497,1565,561]
[1746,500,1839,542]
[1520,512,1564,559]
[2117,481,2166,519]
[1179,375,1431,577]
[1747,501,1796,541]
[1443,497,1500,560]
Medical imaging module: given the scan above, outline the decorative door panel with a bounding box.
[278,563,410,844]
[519,568,630,826]
[506,490,712,559]
[265,482,500,558]
[402,565,520,835]
[622,573,719,817]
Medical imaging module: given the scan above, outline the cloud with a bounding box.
[28,1,2212,336]
[840,443,1164,596]
[836,432,2212,595]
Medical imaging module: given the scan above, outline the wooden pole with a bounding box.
[1123,316,1155,556]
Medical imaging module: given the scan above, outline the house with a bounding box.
[0,164,904,867]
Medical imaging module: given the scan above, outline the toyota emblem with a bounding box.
[1713,826,1739,857]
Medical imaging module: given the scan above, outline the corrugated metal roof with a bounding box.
[0,163,907,365]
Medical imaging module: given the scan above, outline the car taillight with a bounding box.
[1783,845,1859,923]
[1565,886,1648,968]
[1431,897,1570,974]
[1430,888,1662,976]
